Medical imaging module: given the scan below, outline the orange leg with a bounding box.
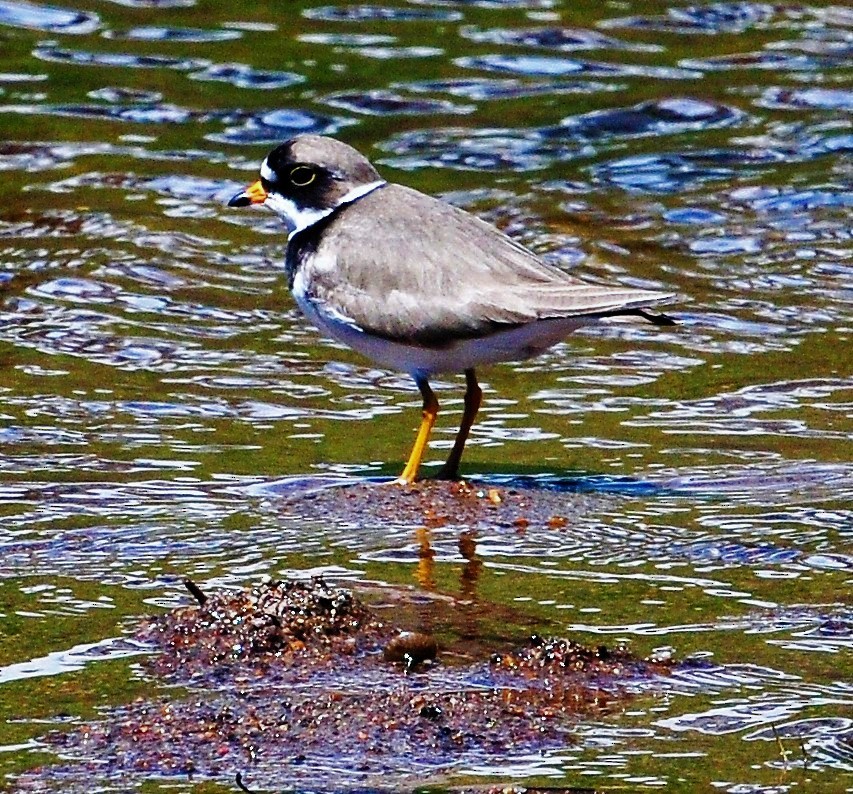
[434,369,482,481]
[395,375,438,485]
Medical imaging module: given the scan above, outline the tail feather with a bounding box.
[634,308,677,326]
[595,307,678,326]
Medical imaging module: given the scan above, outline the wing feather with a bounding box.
[300,184,674,345]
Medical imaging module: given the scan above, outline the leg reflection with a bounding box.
[458,530,482,601]
[415,526,436,591]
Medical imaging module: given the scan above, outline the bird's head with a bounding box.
[228,135,385,236]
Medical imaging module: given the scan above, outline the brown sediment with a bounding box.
[27,579,675,792]
[285,479,583,533]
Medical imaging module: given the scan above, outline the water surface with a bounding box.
[0,0,851,791]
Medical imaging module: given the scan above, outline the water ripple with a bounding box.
[554,97,746,141]
[756,87,853,113]
[207,108,353,145]
[380,127,582,171]
[656,681,853,738]
[602,3,777,35]
[189,62,304,90]
[652,461,853,505]
[0,100,195,125]
[0,637,148,684]
[33,42,209,71]
[682,50,848,72]
[322,89,472,117]
[0,0,99,34]
[298,32,397,47]
[395,76,623,101]
[343,45,445,60]
[104,25,241,42]
[457,53,700,80]
[303,5,461,22]
[460,25,661,52]
[592,150,781,193]
[415,0,556,7]
[102,0,194,6]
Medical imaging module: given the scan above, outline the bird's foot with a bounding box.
[383,474,416,487]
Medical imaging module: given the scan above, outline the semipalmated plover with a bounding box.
[229,135,675,484]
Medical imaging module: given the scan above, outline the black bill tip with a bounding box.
[228,192,252,208]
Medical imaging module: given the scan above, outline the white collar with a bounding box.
[264,180,386,240]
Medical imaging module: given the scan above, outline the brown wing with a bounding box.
[301,184,674,344]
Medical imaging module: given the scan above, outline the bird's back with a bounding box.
[292,183,674,345]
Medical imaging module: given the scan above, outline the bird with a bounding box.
[228,135,675,485]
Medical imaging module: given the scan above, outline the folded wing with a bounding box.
[300,184,675,345]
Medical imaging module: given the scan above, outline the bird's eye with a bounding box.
[290,166,315,187]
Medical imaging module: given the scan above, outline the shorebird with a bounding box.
[229,135,674,484]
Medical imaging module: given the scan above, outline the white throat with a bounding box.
[264,180,386,240]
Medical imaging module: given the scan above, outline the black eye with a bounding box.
[290,166,315,187]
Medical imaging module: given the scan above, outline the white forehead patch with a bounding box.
[260,159,275,183]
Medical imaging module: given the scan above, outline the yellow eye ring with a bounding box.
[290,166,315,187]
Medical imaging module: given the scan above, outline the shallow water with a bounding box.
[0,0,851,791]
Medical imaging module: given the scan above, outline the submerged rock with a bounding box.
[383,630,439,669]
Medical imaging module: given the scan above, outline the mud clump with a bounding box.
[492,633,650,680]
[138,578,392,679]
[25,579,675,792]
[288,479,586,533]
